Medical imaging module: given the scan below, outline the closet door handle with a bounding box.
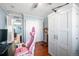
[56,35,58,40]
[54,34,58,40]
[54,34,56,39]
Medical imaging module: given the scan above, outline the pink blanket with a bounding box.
[15,47,29,56]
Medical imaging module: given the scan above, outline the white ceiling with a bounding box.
[0,3,66,17]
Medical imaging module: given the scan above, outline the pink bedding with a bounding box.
[15,47,29,56]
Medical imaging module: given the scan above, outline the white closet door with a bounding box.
[75,11,79,55]
[48,14,53,55]
[48,14,57,55]
[52,14,58,55]
[57,11,68,56]
[72,10,79,55]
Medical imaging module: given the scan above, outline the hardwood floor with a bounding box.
[34,41,48,56]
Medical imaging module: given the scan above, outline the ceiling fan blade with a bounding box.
[32,3,38,8]
[47,3,52,5]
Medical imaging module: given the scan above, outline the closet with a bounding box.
[48,4,79,56]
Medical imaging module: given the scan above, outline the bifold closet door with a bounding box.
[75,11,79,55]
[51,14,58,55]
[48,14,58,55]
[57,11,68,56]
[48,14,53,55]
[72,10,79,55]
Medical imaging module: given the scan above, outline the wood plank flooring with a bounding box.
[34,41,48,56]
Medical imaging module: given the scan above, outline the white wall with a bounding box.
[43,17,48,42]
[0,8,7,29]
[43,17,48,28]
[24,15,44,42]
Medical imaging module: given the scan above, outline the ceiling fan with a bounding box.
[32,3,38,8]
[47,3,52,5]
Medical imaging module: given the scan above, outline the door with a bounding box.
[48,14,54,55]
[57,11,68,56]
[72,10,79,56]
[52,14,58,55]
[48,14,58,55]
[25,18,43,42]
[75,11,79,56]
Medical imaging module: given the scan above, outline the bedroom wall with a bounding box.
[43,17,48,42]
[23,15,44,42]
[43,17,48,28]
[0,8,7,29]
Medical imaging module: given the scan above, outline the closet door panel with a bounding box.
[76,12,79,53]
[48,14,57,55]
[57,46,68,56]
[58,31,68,49]
[72,10,79,55]
[48,41,53,55]
[57,11,68,56]
[74,11,79,51]
[67,10,72,56]
[48,14,55,55]
[52,14,58,55]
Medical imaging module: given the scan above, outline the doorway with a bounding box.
[13,16,23,44]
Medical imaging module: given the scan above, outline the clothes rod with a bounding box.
[52,3,69,12]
